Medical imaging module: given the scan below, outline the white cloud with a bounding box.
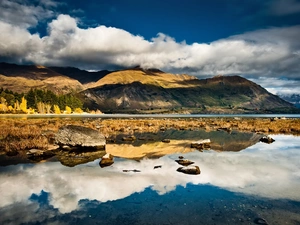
[1,13,300,76]
[0,135,300,217]
[0,8,300,93]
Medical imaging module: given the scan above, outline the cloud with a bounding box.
[1,13,300,75]
[0,135,300,218]
[0,4,300,94]
[249,77,300,95]
[0,0,57,29]
[270,0,300,15]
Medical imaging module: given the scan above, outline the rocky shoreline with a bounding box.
[0,117,299,166]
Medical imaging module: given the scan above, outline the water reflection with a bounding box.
[0,135,300,224]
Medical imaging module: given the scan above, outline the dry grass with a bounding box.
[0,117,299,153]
[91,69,198,89]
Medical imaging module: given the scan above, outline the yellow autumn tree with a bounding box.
[20,97,27,113]
[8,105,14,111]
[65,106,72,114]
[0,97,8,112]
[14,100,20,111]
[74,108,83,114]
[53,105,61,114]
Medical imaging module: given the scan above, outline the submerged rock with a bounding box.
[260,136,275,144]
[161,139,170,143]
[122,136,136,141]
[123,169,141,173]
[254,218,268,225]
[177,166,201,175]
[175,159,194,166]
[99,153,114,168]
[55,125,106,150]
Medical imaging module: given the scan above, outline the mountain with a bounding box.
[0,62,297,113]
[81,67,297,113]
[0,62,83,94]
[279,94,300,109]
[49,66,111,85]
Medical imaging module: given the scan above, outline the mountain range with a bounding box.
[0,62,298,114]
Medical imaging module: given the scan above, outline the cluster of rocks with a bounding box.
[175,156,201,175]
[191,139,211,150]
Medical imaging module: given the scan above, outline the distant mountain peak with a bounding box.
[129,65,164,74]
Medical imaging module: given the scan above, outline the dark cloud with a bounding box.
[270,0,300,15]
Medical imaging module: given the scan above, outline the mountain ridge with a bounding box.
[0,62,298,113]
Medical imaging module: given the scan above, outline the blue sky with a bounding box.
[0,0,300,95]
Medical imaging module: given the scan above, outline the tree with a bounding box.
[65,106,72,114]
[20,97,27,113]
[37,102,45,114]
[74,108,83,114]
[53,105,61,114]
[45,104,51,114]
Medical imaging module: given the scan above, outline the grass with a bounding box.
[0,117,299,154]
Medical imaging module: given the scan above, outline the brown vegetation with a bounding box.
[0,117,299,154]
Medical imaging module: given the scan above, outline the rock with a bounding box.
[122,135,136,141]
[122,169,141,173]
[177,166,201,175]
[254,218,268,225]
[99,153,114,168]
[260,136,275,144]
[162,139,170,143]
[191,139,211,149]
[56,150,105,167]
[154,165,162,169]
[26,149,45,156]
[27,149,55,161]
[175,159,194,166]
[178,156,184,159]
[55,125,106,150]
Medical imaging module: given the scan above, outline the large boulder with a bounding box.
[55,125,106,150]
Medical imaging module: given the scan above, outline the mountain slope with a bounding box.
[89,67,199,89]
[0,62,83,94]
[81,69,296,113]
[49,66,111,85]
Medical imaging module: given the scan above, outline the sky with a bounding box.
[0,0,300,95]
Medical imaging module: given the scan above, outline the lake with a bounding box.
[0,131,300,224]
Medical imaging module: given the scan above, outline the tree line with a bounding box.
[0,88,84,114]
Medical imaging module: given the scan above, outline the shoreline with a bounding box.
[0,113,300,119]
[0,117,299,164]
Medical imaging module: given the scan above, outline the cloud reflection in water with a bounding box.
[0,135,299,215]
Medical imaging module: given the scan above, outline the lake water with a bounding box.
[0,133,300,224]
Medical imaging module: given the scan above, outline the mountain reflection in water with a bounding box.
[0,134,300,225]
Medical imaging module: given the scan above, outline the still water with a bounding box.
[0,134,300,225]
